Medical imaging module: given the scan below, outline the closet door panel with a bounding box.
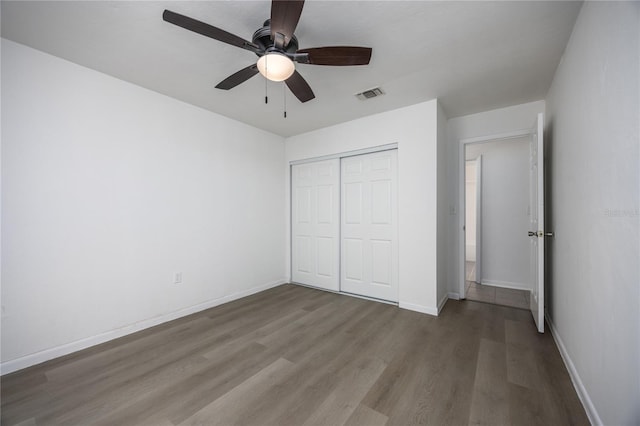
[341,150,398,302]
[291,160,340,291]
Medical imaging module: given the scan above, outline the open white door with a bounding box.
[528,113,545,333]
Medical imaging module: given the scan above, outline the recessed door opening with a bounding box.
[459,113,545,332]
[463,138,532,311]
[465,157,480,285]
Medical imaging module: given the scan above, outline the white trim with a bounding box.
[289,143,398,166]
[480,279,530,291]
[458,128,533,301]
[399,301,438,317]
[448,292,461,300]
[474,155,483,282]
[460,129,531,145]
[546,313,603,426]
[437,293,449,314]
[0,279,287,375]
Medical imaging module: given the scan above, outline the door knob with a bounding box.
[528,231,555,237]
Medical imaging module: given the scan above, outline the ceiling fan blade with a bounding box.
[296,46,372,66]
[285,70,315,103]
[163,10,260,53]
[215,65,259,90]
[270,0,305,48]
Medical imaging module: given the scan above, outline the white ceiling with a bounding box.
[1,1,581,137]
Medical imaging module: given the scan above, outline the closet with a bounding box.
[291,149,398,302]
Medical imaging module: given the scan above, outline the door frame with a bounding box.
[289,143,398,166]
[289,143,398,297]
[457,129,532,299]
[473,155,482,283]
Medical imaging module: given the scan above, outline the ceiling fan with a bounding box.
[163,0,372,103]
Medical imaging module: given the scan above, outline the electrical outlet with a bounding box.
[174,272,182,284]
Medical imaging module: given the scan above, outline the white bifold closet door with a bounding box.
[291,159,340,291]
[341,150,398,302]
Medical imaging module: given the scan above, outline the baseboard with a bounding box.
[448,292,461,300]
[545,312,602,426]
[480,279,529,291]
[437,293,449,314]
[399,301,438,317]
[0,279,287,376]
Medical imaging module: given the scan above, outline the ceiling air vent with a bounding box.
[355,87,385,100]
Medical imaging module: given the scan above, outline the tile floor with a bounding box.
[465,262,530,310]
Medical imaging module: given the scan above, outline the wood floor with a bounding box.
[1,284,588,426]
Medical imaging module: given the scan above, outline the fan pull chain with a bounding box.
[264,55,268,104]
[283,83,287,118]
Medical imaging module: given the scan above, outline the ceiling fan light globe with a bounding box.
[257,53,295,82]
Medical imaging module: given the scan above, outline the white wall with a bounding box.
[478,138,530,290]
[544,3,639,425]
[285,99,441,315]
[446,100,545,297]
[1,40,287,373]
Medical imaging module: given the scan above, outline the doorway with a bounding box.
[465,157,481,284]
[462,136,532,310]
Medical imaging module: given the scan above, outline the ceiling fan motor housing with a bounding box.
[252,19,299,56]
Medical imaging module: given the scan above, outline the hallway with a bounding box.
[465,262,530,310]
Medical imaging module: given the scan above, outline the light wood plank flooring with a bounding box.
[1,284,588,425]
